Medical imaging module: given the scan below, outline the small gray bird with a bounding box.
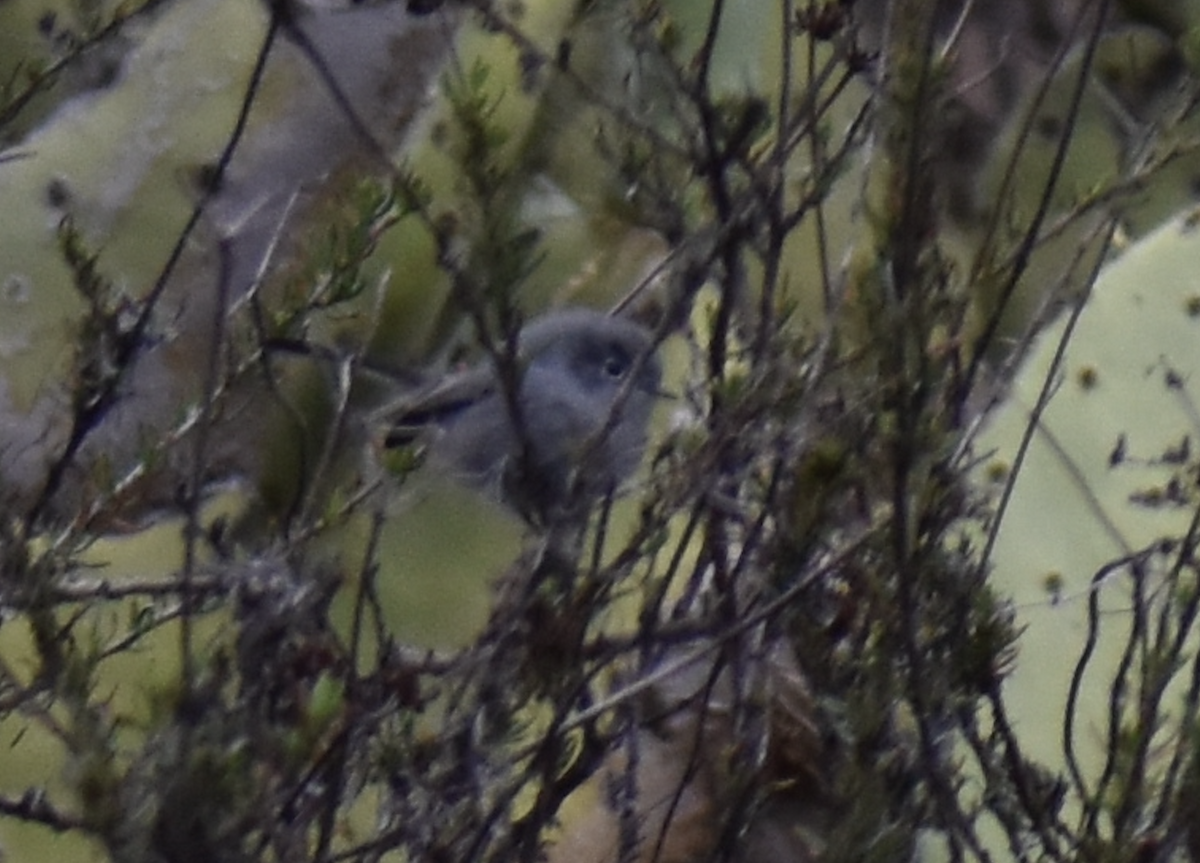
[378,308,662,517]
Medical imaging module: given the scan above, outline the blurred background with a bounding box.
[5,1,1200,861]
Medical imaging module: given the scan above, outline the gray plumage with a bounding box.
[380,308,661,514]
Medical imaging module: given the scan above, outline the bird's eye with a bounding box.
[602,352,630,379]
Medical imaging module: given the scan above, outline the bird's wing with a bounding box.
[374,365,499,448]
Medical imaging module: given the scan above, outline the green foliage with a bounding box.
[58,216,140,412]
[5,2,1200,863]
